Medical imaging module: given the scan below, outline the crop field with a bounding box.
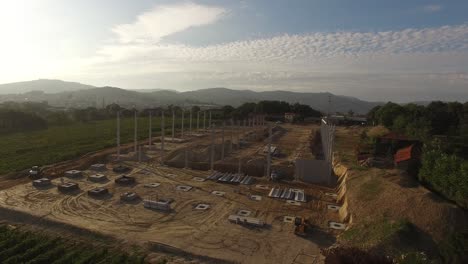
[0,117,188,175]
[0,225,145,263]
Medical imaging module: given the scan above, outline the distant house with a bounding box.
[374,132,418,158]
[346,116,367,126]
[326,115,367,126]
[284,112,296,122]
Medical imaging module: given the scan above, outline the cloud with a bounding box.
[423,4,442,13]
[90,23,468,68]
[72,6,468,102]
[111,2,225,44]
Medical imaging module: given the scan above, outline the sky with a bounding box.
[0,0,467,102]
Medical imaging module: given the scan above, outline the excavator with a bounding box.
[294,216,311,237]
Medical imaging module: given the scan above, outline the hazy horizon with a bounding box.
[0,0,467,102]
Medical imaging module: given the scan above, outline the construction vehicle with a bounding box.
[29,166,42,179]
[294,216,311,237]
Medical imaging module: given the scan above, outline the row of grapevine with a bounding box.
[0,226,146,263]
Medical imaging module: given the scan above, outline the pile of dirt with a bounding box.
[335,163,468,260]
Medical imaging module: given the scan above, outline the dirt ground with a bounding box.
[0,124,340,264]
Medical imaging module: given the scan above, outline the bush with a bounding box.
[419,147,468,208]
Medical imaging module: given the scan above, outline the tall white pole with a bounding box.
[221,121,225,160]
[203,111,206,130]
[267,123,272,179]
[230,119,233,153]
[148,111,152,149]
[181,110,184,138]
[117,111,120,160]
[237,120,240,149]
[210,124,215,171]
[134,110,138,152]
[209,111,212,129]
[161,111,165,165]
[172,110,175,139]
[189,109,192,134]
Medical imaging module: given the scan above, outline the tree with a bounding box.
[291,103,322,118]
[375,102,406,128]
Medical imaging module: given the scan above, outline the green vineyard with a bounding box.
[0,225,146,263]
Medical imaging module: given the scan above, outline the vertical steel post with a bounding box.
[267,123,272,179]
[134,110,138,152]
[221,121,225,160]
[116,111,120,160]
[210,124,215,171]
[161,111,165,165]
[148,111,152,149]
[181,110,184,138]
[189,109,192,134]
[172,110,175,140]
[203,111,206,130]
[209,111,212,129]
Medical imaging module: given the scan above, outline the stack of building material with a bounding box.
[143,198,171,211]
[230,174,243,184]
[113,165,131,173]
[88,187,109,197]
[268,187,281,198]
[115,175,136,185]
[32,178,51,187]
[217,173,233,183]
[228,215,264,227]
[90,164,107,171]
[120,192,138,201]
[88,174,107,182]
[240,176,254,185]
[65,170,82,178]
[292,189,306,202]
[207,171,223,180]
[58,182,79,192]
[280,188,294,200]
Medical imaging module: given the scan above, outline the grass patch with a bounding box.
[0,117,187,175]
[357,177,383,201]
[341,218,412,249]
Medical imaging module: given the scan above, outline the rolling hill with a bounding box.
[0,79,381,114]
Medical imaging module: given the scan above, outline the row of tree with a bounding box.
[368,101,468,155]
[0,100,322,134]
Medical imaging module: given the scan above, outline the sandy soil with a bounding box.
[0,124,337,264]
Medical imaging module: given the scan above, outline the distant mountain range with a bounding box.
[0,79,381,114]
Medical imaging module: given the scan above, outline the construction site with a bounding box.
[0,111,345,264]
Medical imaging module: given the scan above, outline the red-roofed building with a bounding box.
[394,144,422,175]
[394,145,413,163]
[374,132,418,157]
